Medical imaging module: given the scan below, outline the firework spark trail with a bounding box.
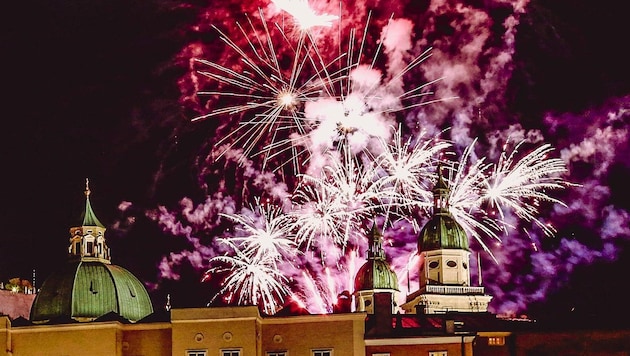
[290,182,350,252]
[220,198,298,262]
[482,140,570,237]
[209,238,291,314]
[301,270,328,313]
[373,124,450,226]
[294,151,383,251]
[191,10,326,171]
[442,137,574,262]
[442,140,502,260]
[191,0,455,179]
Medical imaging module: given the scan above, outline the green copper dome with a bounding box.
[30,179,153,323]
[354,259,400,292]
[30,261,154,323]
[418,214,469,251]
[354,223,399,292]
[418,166,469,252]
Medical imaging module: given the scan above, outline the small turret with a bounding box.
[354,221,399,314]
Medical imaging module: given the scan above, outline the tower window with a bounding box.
[86,241,93,255]
[446,260,457,268]
[429,261,439,269]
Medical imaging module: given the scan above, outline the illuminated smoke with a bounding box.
[128,0,630,317]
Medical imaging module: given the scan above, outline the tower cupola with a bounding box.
[354,222,399,314]
[68,178,110,263]
[401,164,492,314]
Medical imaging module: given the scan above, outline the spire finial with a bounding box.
[367,220,385,260]
[85,178,91,197]
[433,162,450,213]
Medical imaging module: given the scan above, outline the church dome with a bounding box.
[30,261,153,323]
[418,213,469,251]
[30,179,153,323]
[354,259,399,292]
[354,223,399,293]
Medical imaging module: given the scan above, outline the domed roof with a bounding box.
[354,223,399,293]
[354,259,399,292]
[30,179,153,323]
[418,166,469,252]
[418,213,469,251]
[30,261,153,323]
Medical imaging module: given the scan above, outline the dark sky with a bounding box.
[2,0,629,323]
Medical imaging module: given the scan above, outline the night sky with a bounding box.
[2,0,629,325]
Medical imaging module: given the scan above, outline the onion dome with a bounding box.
[354,222,399,293]
[418,166,469,252]
[30,179,153,324]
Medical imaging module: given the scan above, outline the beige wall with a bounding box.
[10,323,121,356]
[4,319,171,356]
[261,314,366,356]
[3,307,365,356]
[0,317,9,356]
[121,324,171,356]
[171,307,261,356]
[10,306,630,356]
[171,307,366,356]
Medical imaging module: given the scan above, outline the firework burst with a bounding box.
[165,0,576,316]
[208,238,291,315]
[220,197,298,261]
[191,7,331,172]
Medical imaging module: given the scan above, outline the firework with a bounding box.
[480,140,569,237]
[169,0,575,316]
[271,0,338,31]
[192,8,330,172]
[443,138,571,261]
[373,124,451,226]
[293,149,392,252]
[191,2,455,177]
[220,198,298,261]
[208,238,291,315]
